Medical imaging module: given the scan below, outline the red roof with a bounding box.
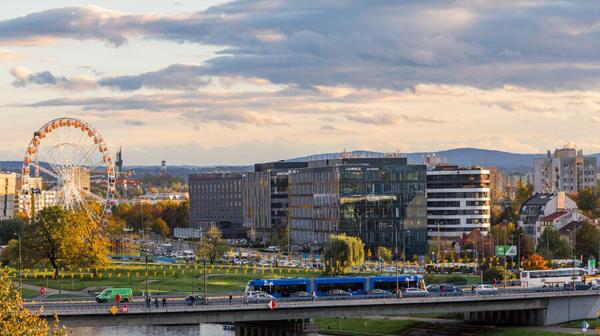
[541,210,569,222]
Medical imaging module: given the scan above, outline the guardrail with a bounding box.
[26,286,600,317]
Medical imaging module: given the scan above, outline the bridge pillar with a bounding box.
[235,319,319,336]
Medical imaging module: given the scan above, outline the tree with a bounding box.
[0,239,19,266]
[511,181,533,221]
[153,218,170,237]
[197,224,227,264]
[67,208,110,273]
[0,269,67,335]
[575,221,600,260]
[323,234,365,275]
[512,227,534,258]
[537,227,570,259]
[0,218,26,245]
[22,206,72,278]
[522,253,549,270]
[377,246,392,262]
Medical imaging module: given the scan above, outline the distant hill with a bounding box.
[3,148,600,175]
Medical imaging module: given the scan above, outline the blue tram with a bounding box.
[246,275,425,297]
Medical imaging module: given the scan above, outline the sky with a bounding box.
[2,1,600,165]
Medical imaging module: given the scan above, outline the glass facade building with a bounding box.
[289,158,427,257]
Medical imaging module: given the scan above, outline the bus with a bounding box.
[246,275,425,297]
[520,268,584,288]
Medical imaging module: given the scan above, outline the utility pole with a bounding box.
[143,202,149,297]
[203,229,207,302]
[394,223,399,296]
[436,220,440,262]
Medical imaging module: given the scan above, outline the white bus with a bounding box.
[520,268,584,288]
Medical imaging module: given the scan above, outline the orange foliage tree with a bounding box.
[522,253,549,270]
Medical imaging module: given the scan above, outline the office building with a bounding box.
[242,161,308,244]
[533,147,597,193]
[0,172,17,220]
[426,166,491,239]
[288,157,427,256]
[518,192,578,245]
[188,173,245,239]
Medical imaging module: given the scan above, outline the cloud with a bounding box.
[0,49,20,61]
[3,2,600,90]
[124,119,146,126]
[10,66,97,90]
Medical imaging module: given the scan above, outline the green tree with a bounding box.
[0,239,19,266]
[197,224,227,263]
[537,227,570,259]
[0,218,26,245]
[512,227,534,258]
[575,221,600,260]
[22,206,72,278]
[377,246,392,262]
[511,181,533,221]
[323,234,365,275]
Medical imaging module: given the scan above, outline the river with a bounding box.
[69,324,234,336]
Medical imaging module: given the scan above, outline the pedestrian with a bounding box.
[312,291,317,302]
[146,295,151,309]
[162,297,167,308]
[229,294,233,305]
[154,297,159,308]
[471,285,475,293]
[492,278,497,286]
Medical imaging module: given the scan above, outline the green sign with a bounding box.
[495,245,517,257]
[589,259,596,269]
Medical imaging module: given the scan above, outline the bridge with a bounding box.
[28,290,600,336]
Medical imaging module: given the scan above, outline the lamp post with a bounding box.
[13,232,22,297]
[402,231,411,272]
[394,223,399,296]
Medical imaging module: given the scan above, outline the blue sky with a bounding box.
[2,1,600,165]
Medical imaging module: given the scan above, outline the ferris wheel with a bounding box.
[21,117,116,225]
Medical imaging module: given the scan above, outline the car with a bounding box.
[402,288,429,297]
[366,289,394,297]
[328,289,352,297]
[426,284,464,296]
[565,282,592,291]
[588,279,600,290]
[246,291,276,303]
[95,288,132,303]
[474,284,498,295]
[184,295,208,306]
[291,291,311,298]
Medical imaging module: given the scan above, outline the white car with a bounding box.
[402,288,429,297]
[246,291,275,303]
[475,284,498,295]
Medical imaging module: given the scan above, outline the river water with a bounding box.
[70,324,327,336]
[69,324,234,336]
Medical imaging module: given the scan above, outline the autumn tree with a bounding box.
[68,208,110,274]
[0,268,67,335]
[0,239,19,267]
[522,253,549,270]
[197,224,227,263]
[323,234,365,275]
[377,246,392,262]
[537,227,570,259]
[153,218,170,237]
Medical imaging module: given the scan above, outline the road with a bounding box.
[24,287,600,317]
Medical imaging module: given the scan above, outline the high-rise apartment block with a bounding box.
[242,161,308,244]
[426,166,491,239]
[288,158,427,256]
[0,172,17,220]
[188,173,245,238]
[533,147,597,193]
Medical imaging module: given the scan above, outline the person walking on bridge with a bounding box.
[154,297,159,308]
[162,297,167,309]
[146,295,151,309]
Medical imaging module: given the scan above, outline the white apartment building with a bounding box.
[0,172,17,220]
[427,166,491,239]
[533,147,597,193]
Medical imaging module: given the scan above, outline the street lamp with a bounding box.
[402,231,411,272]
[13,232,22,297]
